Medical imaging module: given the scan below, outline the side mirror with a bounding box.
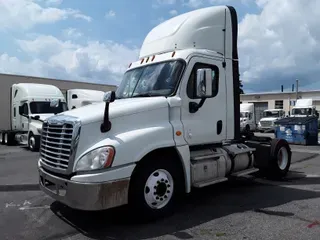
[50,99,60,108]
[196,68,212,98]
[103,91,116,103]
[33,115,40,120]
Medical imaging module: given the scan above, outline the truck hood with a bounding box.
[29,113,54,121]
[57,97,169,125]
[259,117,279,122]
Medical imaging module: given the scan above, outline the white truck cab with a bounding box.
[291,99,318,117]
[38,6,292,220]
[258,109,285,132]
[0,83,67,150]
[67,89,105,110]
[240,103,256,132]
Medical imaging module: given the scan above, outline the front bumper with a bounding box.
[39,167,130,211]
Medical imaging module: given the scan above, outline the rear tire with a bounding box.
[128,155,184,222]
[0,132,4,145]
[245,124,250,132]
[259,139,291,180]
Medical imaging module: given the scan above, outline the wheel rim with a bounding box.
[4,133,7,144]
[29,136,35,149]
[277,146,288,170]
[0,133,2,143]
[144,169,174,209]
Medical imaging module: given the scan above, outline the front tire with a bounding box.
[128,155,184,221]
[28,133,39,151]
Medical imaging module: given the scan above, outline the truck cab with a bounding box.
[0,83,67,150]
[66,89,105,110]
[38,5,292,220]
[258,109,285,132]
[291,99,319,117]
[240,103,256,132]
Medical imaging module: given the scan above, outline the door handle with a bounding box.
[217,120,222,135]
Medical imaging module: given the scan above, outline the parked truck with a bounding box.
[66,89,105,110]
[38,5,292,220]
[258,109,286,132]
[291,99,319,117]
[0,83,67,150]
[240,103,256,132]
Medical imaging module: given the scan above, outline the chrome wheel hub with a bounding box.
[144,169,174,209]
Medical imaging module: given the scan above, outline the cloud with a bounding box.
[157,0,176,4]
[8,35,139,85]
[62,28,83,39]
[44,0,63,6]
[238,0,320,92]
[184,0,253,8]
[169,9,178,15]
[105,10,116,18]
[0,0,91,31]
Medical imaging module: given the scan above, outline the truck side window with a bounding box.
[22,103,28,115]
[187,63,219,99]
[14,107,16,117]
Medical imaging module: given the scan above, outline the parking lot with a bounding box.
[1,135,320,240]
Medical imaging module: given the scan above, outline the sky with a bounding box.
[0,0,319,93]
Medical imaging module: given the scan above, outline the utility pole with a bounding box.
[296,79,299,101]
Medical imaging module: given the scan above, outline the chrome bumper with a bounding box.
[39,167,130,211]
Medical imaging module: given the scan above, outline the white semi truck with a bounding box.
[258,109,286,132]
[66,89,105,110]
[240,103,256,132]
[291,99,318,117]
[0,83,67,150]
[38,5,292,220]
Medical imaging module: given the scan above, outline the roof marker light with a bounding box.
[172,51,176,57]
[151,55,155,61]
[146,57,149,63]
[128,63,132,68]
[140,58,144,64]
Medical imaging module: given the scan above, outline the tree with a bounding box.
[239,79,244,94]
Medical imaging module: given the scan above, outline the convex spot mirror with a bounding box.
[103,91,116,103]
[50,99,60,108]
[196,68,213,98]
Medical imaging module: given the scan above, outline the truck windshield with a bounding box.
[263,111,280,117]
[30,101,68,114]
[116,60,184,99]
[292,108,312,115]
[240,112,248,118]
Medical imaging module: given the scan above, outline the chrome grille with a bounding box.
[40,122,73,170]
[260,121,272,128]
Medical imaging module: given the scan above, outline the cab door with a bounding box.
[180,57,227,146]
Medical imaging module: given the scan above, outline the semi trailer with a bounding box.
[38,5,292,220]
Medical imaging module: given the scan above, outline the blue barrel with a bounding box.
[274,116,318,145]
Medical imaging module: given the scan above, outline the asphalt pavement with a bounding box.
[1,140,320,240]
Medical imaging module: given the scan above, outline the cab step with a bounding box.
[193,177,228,188]
[230,168,259,177]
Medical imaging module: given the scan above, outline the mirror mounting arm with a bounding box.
[100,91,116,133]
[189,98,206,113]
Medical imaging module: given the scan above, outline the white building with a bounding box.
[240,90,320,122]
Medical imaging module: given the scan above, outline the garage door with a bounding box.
[250,102,268,124]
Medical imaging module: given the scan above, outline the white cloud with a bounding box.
[0,0,91,31]
[238,0,320,91]
[44,0,63,6]
[62,28,83,39]
[6,35,139,85]
[184,0,253,8]
[169,9,178,15]
[105,10,116,18]
[157,0,176,4]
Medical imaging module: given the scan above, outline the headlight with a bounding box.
[75,146,115,171]
[37,128,42,134]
